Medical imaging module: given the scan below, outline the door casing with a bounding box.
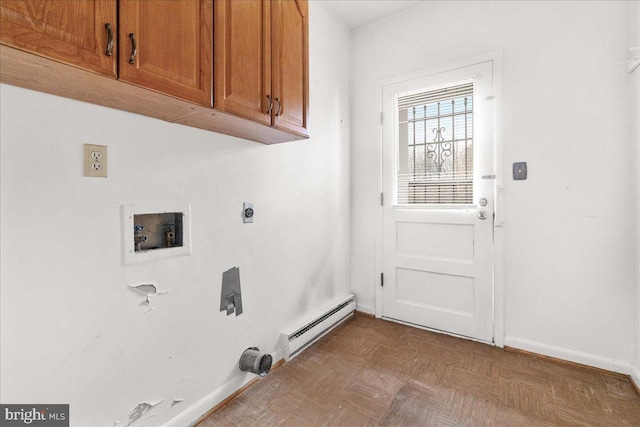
[374,50,505,347]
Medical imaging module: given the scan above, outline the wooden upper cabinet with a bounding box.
[118,0,213,107]
[214,0,309,137]
[0,0,117,78]
[0,0,308,142]
[214,0,270,125]
[271,0,308,136]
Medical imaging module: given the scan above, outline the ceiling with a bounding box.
[321,0,424,30]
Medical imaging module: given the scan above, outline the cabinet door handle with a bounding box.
[275,97,282,117]
[266,95,272,115]
[105,23,114,56]
[129,33,137,64]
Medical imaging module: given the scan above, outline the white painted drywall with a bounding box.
[632,0,640,382]
[350,1,635,369]
[0,3,350,425]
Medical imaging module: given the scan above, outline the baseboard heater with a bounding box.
[280,294,356,361]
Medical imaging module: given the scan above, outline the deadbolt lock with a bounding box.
[479,198,488,207]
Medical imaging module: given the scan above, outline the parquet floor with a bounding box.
[199,314,640,426]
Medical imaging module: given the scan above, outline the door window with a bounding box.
[396,82,474,205]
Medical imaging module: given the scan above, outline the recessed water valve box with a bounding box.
[133,213,183,251]
[122,204,191,265]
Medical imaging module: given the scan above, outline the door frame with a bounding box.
[374,50,505,347]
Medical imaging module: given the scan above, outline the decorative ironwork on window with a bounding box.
[397,82,474,205]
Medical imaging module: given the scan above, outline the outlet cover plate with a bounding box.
[243,202,254,223]
[84,144,107,177]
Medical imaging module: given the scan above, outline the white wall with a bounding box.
[0,3,350,425]
[632,1,640,383]
[350,1,635,370]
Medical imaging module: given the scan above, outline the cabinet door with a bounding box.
[119,0,212,107]
[271,0,309,136]
[214,0,271,125]
[0,0,117,78]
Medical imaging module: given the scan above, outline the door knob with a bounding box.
[478,211,489,220]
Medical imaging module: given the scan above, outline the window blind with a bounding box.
[398,82,473,111]
[396,81,474,205]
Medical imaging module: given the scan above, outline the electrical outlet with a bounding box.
[84,144,107,177]
[243,202,254,223]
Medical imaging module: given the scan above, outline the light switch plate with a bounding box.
[84,144,107,177]
[513,162,527,180]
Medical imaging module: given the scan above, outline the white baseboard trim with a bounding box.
[164,374,255,427]
[504,336,632,376]
[355,303,375,315]
[631,365,640,390]
[270,348,284,366]
[165,350,283,427]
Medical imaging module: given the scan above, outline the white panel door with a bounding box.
[381,61,495,342]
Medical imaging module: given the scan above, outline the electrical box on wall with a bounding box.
[122,204,191,265]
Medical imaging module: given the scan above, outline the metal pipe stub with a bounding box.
[239,347,272,377]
